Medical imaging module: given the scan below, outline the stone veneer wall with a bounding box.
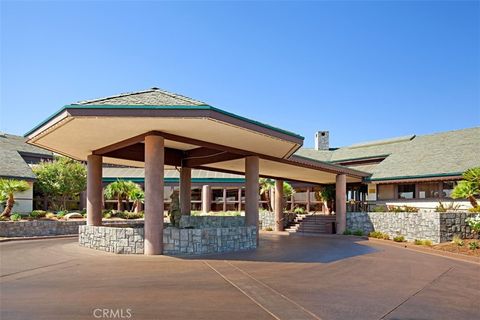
[0,220,144,238]
[179,216,245,228]
[259,211,296,230]
[79,225,144,254]
[163,226,257,255]
[346,211,475,243]
[78,225,257,255]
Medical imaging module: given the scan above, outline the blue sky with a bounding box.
[1,0,479,148]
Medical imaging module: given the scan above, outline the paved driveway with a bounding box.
[1,234,478,320]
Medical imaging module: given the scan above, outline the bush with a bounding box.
[435,202,461,212]
[352,229,364,236]
[393,235,405,242]
[10,213,22,221]
[293,207,305,215]
[56,211,67,219]
[452,235,464,246]
[126,211,144,219]
[343,229,352,235]
[465,214,480,234]
[369,231,383,238]
[45,212,56,219]
[468,206,480,213]
[264,227,273,231]
[468,241,479,250]
[414,239,432,246]
[372,205,387,212]
[382,233,390,240]
[387,206,419,213]
[29,210,47,219]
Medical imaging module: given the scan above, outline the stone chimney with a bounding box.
[315,131,329,150]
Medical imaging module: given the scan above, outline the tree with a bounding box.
[259,178,275,211]
[282,182,294,210]
[451,167,480,208]
[315,185,335,214]
[33,157,87,210]
[104,180,140,211]
[0,179,30,218]
[128,186,144,213]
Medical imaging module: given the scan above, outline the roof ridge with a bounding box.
[75,88,158,105]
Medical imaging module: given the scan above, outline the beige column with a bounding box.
[202,185,211,213]
[269,188,275,212]
[222,188,227,212]
[275,179,284,231]
[245,156,259,227]
[87,155,103,226]
[336,174,347,234]
[306,187,311,213]
[144,135,165,255]
[180,167,191,215]
[237,188,242,211]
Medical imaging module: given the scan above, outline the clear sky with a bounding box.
[1,0,479,148]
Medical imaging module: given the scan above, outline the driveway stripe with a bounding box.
[204,260,322,320]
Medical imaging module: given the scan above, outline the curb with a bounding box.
[0,234,78,243]
[367,237,480,265]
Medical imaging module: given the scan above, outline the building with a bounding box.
[297,127,480,210]
[0,132,53,213]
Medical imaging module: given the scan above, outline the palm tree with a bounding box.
[128,187,144,213]
[104,180,139,211]
[0,179,30,218]
[259,178,275,211]
[451,167,480,208]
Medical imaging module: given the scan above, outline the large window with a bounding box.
[398,184,415,199]
[418,183,440,199]
[377,184,395,200]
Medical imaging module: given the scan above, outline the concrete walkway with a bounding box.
[1,234,478,320]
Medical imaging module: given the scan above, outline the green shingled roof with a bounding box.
[295,127,480,181]
[0,133,52,180]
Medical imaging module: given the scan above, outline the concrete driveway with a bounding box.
[1,233,478,320]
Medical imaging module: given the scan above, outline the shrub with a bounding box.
[372,205,387,212]
[468,206,480,213]
[126,211,144,219]
[465,214,480,234]
[264,227,273,231]
[387,206,419,213]
[468,241,479,250]
[382,233,390,240]
[414,239,432,246]
[10,213,22,221]
[452,235,464,246]
[352,229,364,236]
[369,231,383,238]
[435,202,461,212]
[29,210,47,219]
[293,207,305,215]
[343,229,352,235]
[56,211,67,219]
[393,235,405,242]
[45,212,56,219]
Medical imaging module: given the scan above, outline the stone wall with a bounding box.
[0,220,144,238]
[78,225,257,255]
[179,216,245,228]
[79,225,144,254]
[259,211,296,230]
[346,211,475,243]
[163,226,257,255]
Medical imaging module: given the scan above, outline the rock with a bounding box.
[64,212,84,220]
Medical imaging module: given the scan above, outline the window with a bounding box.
[398,184,415,199]
[377,184,395,200]
[418,183,440,199]
[442,181,457,198]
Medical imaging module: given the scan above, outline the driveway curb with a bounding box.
[0,234,78,243]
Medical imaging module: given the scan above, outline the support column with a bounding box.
[202,185,211,213]
[180,167,191,215]
[306,187,311,213]
[144,135,165,255]
[222,188,227,212]
[245,156,259,230]
[237,188,242,211]
[87,154,102,226]
[275,179,284,231]
[336,174,347,235]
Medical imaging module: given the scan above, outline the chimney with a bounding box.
[315,131,329,150]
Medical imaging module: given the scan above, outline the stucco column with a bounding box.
[202,185,211,213]
[180,167,191,215]
[336,174,347,234]
[306,187,311,213]
[245,156,259,228]
[144,135,165,255]
[87,154,102,226]
[275,179,284,231]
